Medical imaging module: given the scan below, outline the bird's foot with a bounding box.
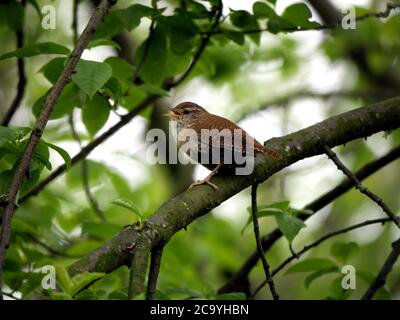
[189,179,218,190]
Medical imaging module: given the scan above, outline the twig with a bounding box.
[250,183,279,300]
[251,217,392,298]
[0,0,114,300]
[324,146,400,229]
[146,245,164,300]
[170,0,223,87]
[1,0,27,126]
[218,145,400,294]
[362,238,400,300]
[68,113,105,222]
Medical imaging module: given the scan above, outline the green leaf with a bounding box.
[92,11,125,40]
[241,200,290,233]
[0,42,70,61]
[0,2,24,30]
[55,265,74,293]
[49,292,73,300]
[275,213,306,243]
[328,276,352,300]
[71,60,112,98]
[286,258,337,274]
[230,10,260,45]
[45,142,72,169]
[32,140,51,171]
[0,126,30,148]
[330,242,359,264]
[164,287,203,298]
[105,57,135,80]
[281,3,320,29]
[71,272,105,297]
[112,198,143,218]
[213,292,246,300]
[253,2,275,18]
[0,170,13,196]
[108,289,128,300]
[33,83,80,119]
[39,57,66,84]
[87,39,121,50]
[267,15,295,34]
[221,30,245,45]
[137,27,167,84]
[138,84,170,97]
[161,13,199,55]
[118,4,158,31]
[304,266,339,289]
[82,94,111,136]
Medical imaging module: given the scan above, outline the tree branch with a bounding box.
[0,0,115,299]
[251,183,279,299]
[1,0,27,126]
[324,146,400,228]
[219,145,400,294]
[251,216,392,298]
[361,238,400,300]
[146,245,164,300]
[49,97,400,299]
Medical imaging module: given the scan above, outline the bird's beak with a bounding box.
[165,110,180,120]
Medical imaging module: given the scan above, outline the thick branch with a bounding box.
[219,145,400,294]
[361,238,400,300]
[0,0,114,298]
[60,97,400,294]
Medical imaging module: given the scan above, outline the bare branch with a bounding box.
[362,238,400,300]
[324,146,400,228]
[250,184,279,300]
[0,0,115,299]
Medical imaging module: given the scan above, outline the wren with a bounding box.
[168,102,281,190]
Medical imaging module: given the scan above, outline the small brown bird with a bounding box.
[169,102,281,189]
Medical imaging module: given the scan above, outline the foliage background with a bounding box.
[0,0,399,300]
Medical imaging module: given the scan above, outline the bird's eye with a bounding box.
[183,109,190,114]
